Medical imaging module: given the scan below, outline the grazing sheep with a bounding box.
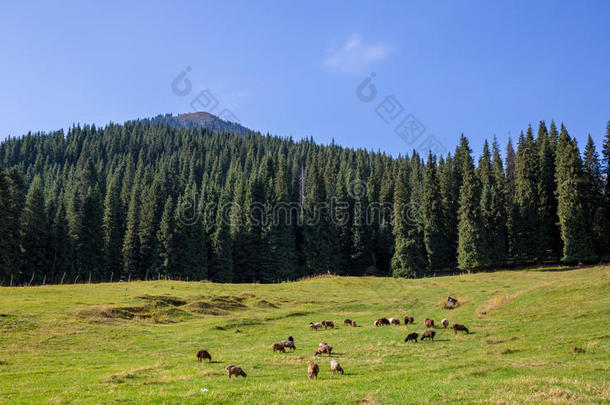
[441,318,449,328]
[308,362,319,379]
[281,340,296,350]
[375,318,390,327]
[225,365,247,378]
[424,318,434,328]
[314,344,333,357]
[453,324,469,334]
[272,343,286,353]
[318,342,328,347]
[310,322,322,331]
[196,349,212,362]
[344,318,356,327]
[420,330,436,341]
[389,317,400,325]
[404,332,419,343]
[330,360,344,375]
[322,320,335,329]
[403,316,414,324]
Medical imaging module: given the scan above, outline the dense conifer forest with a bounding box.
[0,118,608,285]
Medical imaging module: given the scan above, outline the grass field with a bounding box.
[1,265,609,404]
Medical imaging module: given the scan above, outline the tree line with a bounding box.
[0,120,608,285]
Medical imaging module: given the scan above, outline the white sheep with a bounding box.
[441,318,449,328]
[330,360,344,375]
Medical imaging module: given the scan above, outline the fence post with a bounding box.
[42,274,47,286]
[145,269,149,281]
[28,272,35,287]
[128,273,131,282]
[60,272,66,285]
[110,272,114,283]
[74,274,79,284]
[88,272,92,284]
[10,274,13,287]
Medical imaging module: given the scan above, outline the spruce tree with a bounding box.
[103,174,123,278]
[555,126,595,262]
[422,154,449,271]
[20,175,48,283]
[457,137,489,271]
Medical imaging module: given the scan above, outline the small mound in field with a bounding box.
[209,296,248,310]
[84,305,152,320]
[136,295,187,307]
[182,301,228,315]
[255,299,278,308]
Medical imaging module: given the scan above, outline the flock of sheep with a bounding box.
[195,299,470,380]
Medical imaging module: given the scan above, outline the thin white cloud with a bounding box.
[324,35,392,75]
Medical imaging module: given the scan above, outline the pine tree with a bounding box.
[488,138,508,266]
[422,154,449,271]
[122,185,141,279]
[103,173,123,278]
[457,137,489,271]
[583,136,605,259]
[20,175,48,283]
[157,196,177,277]
[511,127,538,263]
[537,121,560,261]
[602,122,610,258]
[555,126,595,262]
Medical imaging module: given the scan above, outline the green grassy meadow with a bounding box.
[1,265,609,404]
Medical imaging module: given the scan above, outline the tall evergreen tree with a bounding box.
[555,126,595,262]
[457,137,489,271]
[422,154,449,271]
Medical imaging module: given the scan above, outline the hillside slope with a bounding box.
[0,265,608,404]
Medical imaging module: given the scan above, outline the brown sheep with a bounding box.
[322,320,335,329]
[330,360,344,375]
[314,344,333,357]
[403,316,414,324]
[453,324,469,334]
[389,317,400,325]
[225,365,247,378]
[420,330,435,341]
[375,318,390,326]
[308,362,319,379]
[272,343,286,353]
[404,332,419,343]
[196,349,212,362]
[344,318,356,327]
[424,318,434,328]
[441,318,449,328]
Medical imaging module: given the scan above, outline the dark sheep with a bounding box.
[281,340,296,350]
[424,318,434,328]
[403,316,414,324]
[404,332,419,343]
[344,318,356,327]
[322,320,335,329]
[196,349,212,362]
[420,330,436,341]
[453,324,469,334]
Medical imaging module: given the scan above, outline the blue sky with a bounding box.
[1,0,609,157]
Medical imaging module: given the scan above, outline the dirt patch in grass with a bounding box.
[478,292,522,317]
[486,336,519,345]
